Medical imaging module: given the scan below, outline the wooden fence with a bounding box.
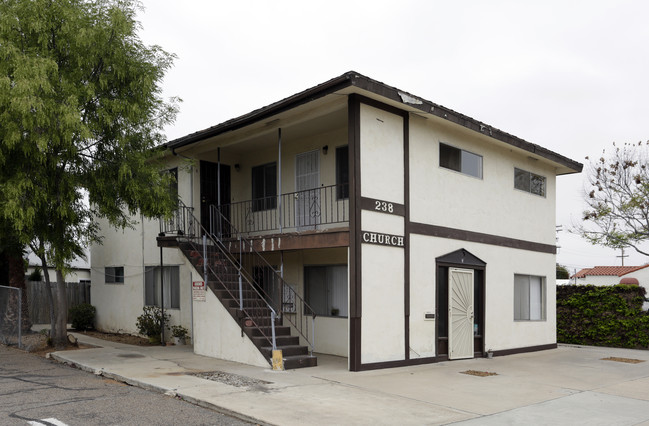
[26,281,91,324]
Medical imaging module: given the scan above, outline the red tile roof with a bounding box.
[572,266,641,279]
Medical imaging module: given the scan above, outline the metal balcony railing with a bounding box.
[215,183,349,236]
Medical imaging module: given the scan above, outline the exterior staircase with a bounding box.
[160,202,317,369]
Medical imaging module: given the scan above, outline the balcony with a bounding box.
[210,183,349,238]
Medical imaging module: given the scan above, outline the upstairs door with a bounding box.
[295,150,320,230]
[448,267,474,360]
[200,160,230,235]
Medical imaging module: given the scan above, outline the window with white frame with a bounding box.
[439,143,483,178]
[514,168,546,197]
[145,266,180,309]
[105,266,124,284]
[305,265,348,317]
[514,274,545,321]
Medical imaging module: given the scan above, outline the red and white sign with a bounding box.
[192,281,206,302]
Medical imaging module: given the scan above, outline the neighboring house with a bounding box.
[572,265,649,310]
[572,266,643,286]
[25,264,91,284]
[25,251,91,284]
[91,71,582,371]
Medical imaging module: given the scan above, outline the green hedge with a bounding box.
[557,284,649,349]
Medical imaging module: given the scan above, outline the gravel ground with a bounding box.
[190,371,271,388]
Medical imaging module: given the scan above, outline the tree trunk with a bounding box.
[8,253,32,333]
[53,269,68,348]
[39,256,56,343]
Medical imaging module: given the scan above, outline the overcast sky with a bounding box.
[136,0,649,274]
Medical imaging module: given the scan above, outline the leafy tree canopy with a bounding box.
[576,141,649,257]
[0,0,179,344]
[0,0,179,269]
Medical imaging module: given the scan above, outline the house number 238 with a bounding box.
[375,201,394,213]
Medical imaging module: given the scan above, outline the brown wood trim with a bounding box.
[360,197,405,216]
[403,113,410,360]
[491,343,557,357]
[354,94,409,119]
[358,356,437,371]
[349,94,362,372]
[222,230,349,253]
[411,222,556,254]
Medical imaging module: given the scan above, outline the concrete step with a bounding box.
[283,355,318,369]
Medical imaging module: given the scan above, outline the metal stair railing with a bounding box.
[160,200,278,351]
[209,204,317,355]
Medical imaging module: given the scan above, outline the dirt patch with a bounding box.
[601,357,646,364]
[11,332,92,358]
[460,370,498,377]
[6,329,152,358]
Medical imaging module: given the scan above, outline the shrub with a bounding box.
[170,325,188,338]
[557,284,649,349]
[27,267,43,281]
[68,303,96,331]
[136,306,170,340]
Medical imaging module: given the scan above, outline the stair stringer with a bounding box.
[187,262,271,368]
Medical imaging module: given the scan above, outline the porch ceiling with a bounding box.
[177,95,347,156]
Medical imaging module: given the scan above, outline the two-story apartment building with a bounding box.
[91,72,582,371]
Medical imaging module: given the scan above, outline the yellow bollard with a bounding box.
[272,349,284,370]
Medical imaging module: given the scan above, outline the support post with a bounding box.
[238,235,243,311]
[278,128,282,233]
[217,147,221,237]
[18,288,22,349]
[160,246,165,346]
[203,234,207,281]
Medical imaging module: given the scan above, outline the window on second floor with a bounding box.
[251,162,277,212]
[439,143,483,179]
[514,168,546,197]
[336,145,349,200]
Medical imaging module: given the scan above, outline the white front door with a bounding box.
[295,150,320,230]
[448,267,474,360]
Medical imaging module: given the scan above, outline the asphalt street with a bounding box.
[0,345,252,426]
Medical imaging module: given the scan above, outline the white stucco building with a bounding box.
[91,72,582,371]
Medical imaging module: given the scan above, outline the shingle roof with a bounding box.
[572,266,641,279]
[167,71,582,174]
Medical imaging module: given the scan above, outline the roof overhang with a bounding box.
[167,71,583,175]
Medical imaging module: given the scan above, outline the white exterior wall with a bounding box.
[359,104,406,364]
[191,269,270,368]
[91,156,194,337]
[409,116,557,245]
[409,234,556,356]
[573,276,625,286]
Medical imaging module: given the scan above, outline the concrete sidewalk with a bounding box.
[50,335,649,425]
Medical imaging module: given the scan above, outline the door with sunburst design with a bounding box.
[448,268,474,359]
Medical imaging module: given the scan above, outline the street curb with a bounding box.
[50,352,273,426]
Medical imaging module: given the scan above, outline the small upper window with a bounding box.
[439,143,482,178]
[514,168,546,197]
[105,266,124,284]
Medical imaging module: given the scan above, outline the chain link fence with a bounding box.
[0,285,23,349]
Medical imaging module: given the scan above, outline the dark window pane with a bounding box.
[440,143,461,172]
[252,162,277,211]
[531,174,546,196]
[514,168,530,191]
[336,146,349,199]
